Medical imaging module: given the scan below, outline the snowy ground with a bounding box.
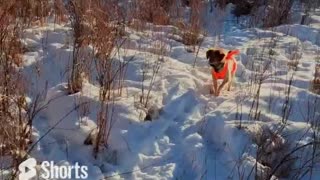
[19,5,320,180]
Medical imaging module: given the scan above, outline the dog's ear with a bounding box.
[207,49,226,61]
[214,50,225,61]
[219,52,226,61]
[206,50,213,59]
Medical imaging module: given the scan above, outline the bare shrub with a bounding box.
[53,0,68,25]
[179,23,203,46]
[176,0,204,50]
[214,0,229,9]
[264,0,294,27]
[135,54,162,121]
[140,55,162,109]
[313,64,320,94]
[15,0,51,26]
[82,0,124,157]
[249,125,293,179]
[231,1,254,19]
[66,0,91,94]
[132,0,172,25]
[248,0,294,28]
[0,3,32,178]
[248,51,272,120]
[300,0,320,19]
[128,19,147,32]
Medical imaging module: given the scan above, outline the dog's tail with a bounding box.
[226,49,240,60]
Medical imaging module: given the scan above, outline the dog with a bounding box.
[206,48,240,96]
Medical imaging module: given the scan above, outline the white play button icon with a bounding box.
[19,158,37,180]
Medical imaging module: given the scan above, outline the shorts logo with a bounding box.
[18,158,88,179]
[18,158,37,180]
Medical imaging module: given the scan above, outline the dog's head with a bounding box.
[206,49,226,67]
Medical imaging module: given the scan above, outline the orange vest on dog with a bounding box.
[211,50,240,79]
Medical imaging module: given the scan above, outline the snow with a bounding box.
[10,3,320,180]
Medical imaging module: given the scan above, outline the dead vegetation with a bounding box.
[0,1,32,178]
[313,64,320,94]
[246,123,320,180]
[171,0,204,52]
[215,0,295,28]
[53,0,68,24]
[88,1,119,157]
[131,0,172,25]
[66,0,90,94]
[253,126,292,179]
[300,0,320,25]
[1,0,320,179]
[234,29,320,179]
[129,0,203,47]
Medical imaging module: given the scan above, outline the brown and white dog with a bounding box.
[206,48,240,96]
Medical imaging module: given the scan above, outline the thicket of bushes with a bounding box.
[214,0,320,27]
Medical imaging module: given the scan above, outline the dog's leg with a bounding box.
[227,74,234,91]
[217,78,230,96]
[212,77,218,95]
[217,67,232,96]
